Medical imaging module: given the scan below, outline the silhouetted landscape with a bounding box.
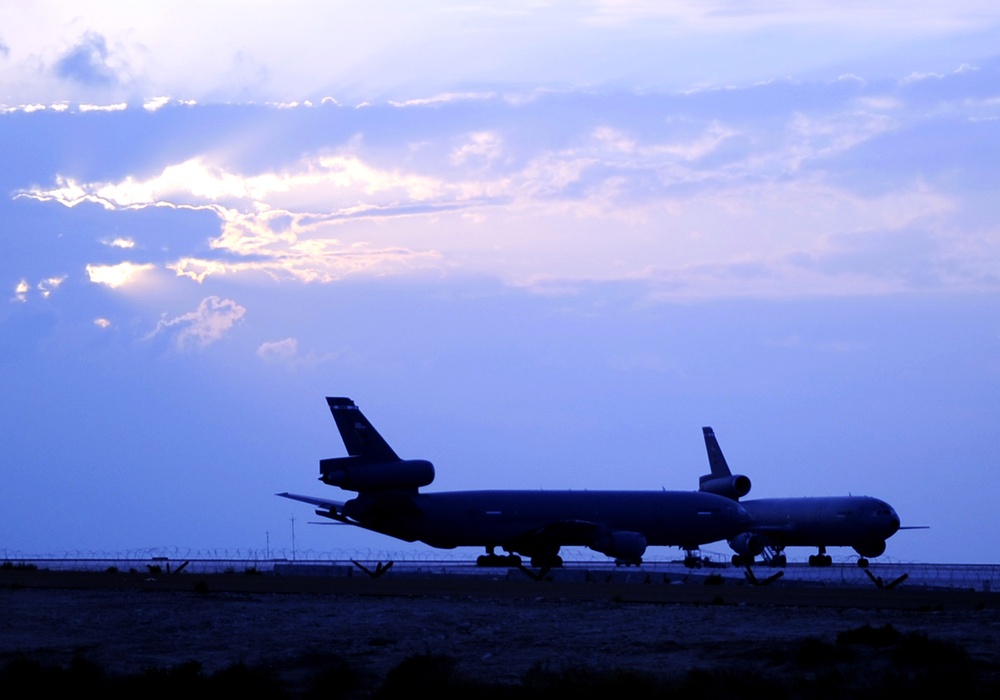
[3,567,999,697]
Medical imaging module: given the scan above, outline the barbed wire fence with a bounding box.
[3,546,998,590]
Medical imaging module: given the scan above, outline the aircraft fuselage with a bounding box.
[344,489,751,555]
[741,496,900,552]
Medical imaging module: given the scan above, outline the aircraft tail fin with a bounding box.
[326,396,399,462]
[698,426,751,500]
[702,427,732,478]
[320,397,435,492]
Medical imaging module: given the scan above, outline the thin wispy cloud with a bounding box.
[145,296,246,349]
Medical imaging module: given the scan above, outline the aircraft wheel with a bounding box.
[506,555,522,567]
[530,554,563,568]
[857,558,869,568]
[808,555,817,567]
[822,554,833,567]
[476,555,490,567]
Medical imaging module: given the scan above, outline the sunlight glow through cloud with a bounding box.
[86,262,154,288]
[16,81,999,299]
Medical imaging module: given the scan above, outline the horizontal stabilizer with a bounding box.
[276,492,345,514]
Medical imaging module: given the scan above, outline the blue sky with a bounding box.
[2,2,999,563]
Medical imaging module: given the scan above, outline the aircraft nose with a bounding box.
[889,507,901,535]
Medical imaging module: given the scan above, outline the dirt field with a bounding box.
[3,568,1000,695]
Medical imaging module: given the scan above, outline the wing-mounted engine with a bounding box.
[699,473,752,500]
[590,530,647,563]
[321,456,435,492]
[852,540,886,558]
[728,531,764,557]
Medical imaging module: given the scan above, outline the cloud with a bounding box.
[143,96,171,112]
[54,32,119,87]
[94,318,111,329]
[37,276,66,298]
[256,337,337,367]
[14,76,998,299]
[11,276,66,302]
[145,296,246,349]
[451,132,503,164]
[257,337,298,362]
[78,103,127,112]
[86,262,154,288]
[389,92,496,108]
[102,237,135,249]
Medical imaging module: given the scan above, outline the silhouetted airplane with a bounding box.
[279,397,753,567]
[698,427,905,568]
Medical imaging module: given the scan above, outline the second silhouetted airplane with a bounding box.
[698,427,905,567]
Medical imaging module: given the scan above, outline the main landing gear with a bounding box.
[475,546,522,567]
[615,557,642,567]
[529,554,563,568]
[683,548,705,568]
[730,547,788,568]
[761,545,787,568]
[808,546,833,567]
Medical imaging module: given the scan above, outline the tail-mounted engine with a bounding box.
[699,473,752,500]
[320,456,435,492]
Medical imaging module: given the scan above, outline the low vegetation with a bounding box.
[2,623,997,699]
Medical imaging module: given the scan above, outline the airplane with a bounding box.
[279,397,753,568]
[697,426,905,568]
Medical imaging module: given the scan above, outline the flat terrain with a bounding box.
[3,567,1000,694]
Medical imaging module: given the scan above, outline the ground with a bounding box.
[2,568,1000,695]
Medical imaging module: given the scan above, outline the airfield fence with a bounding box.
[2,548,998,592]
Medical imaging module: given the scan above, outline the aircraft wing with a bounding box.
[276,492,346,515]
[529,519,605,543]
[510,519,649,563]
[752,523,797,533]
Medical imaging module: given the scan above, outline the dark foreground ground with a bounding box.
[3,567,1000,697]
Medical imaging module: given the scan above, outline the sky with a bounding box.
[2,2,999,564]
